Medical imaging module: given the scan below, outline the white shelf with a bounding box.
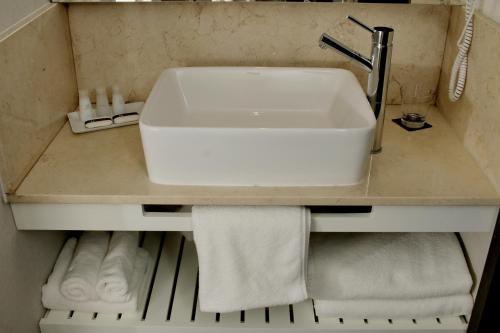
[40,232,469,333]
[12,203,499,232]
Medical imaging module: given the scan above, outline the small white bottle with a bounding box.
[96,87,111,117]
[112,85,126,115]
[78,89,93,122]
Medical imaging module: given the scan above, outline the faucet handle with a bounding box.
[346,16,375,34]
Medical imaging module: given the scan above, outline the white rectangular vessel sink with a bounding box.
[140,67,376,186]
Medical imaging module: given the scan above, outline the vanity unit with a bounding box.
[8,105,500,333]
[1,0,498,332]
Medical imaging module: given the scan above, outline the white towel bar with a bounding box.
[11,203,499,232]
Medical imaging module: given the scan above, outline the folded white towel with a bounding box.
[96,232,139,303]
[192,206,310,313]
[42,238,152,314]
[61,232,110,302]
[314,294,473,319]
[308,233,472,301]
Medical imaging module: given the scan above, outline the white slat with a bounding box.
[416,317,439,328]
[121,232,162,322]
[291,300,316,327]
[268,305,291,327]
[43,310,72,322]
[245,308,265,325]
[141,232,163,266]
[341,317,369,329]
[70,311,94,323]
[145,232,182,323]
[317,316,345,328]
[218,311,242,325]
[440,316,467,328]
[168,238,198,325]
[393,318,420,329]
[93,312,118,323]
[366,318,400,329]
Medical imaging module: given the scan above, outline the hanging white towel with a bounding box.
[192,206,310,313]
[314,294,474,319]
[61,232,110,302]
[96,232,139,303]
[308,233,472,301]
[42,238,152,314]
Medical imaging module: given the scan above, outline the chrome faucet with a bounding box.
[319,16,394,153]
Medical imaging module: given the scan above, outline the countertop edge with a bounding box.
[8,193,500,206]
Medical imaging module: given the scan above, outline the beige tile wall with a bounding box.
[0,195,66,333]
[0,5,71,333]
[68,3,450,105]
[0,4,78,193]
[438,7,500,192]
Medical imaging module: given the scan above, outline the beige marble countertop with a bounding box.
[8,106,500,206]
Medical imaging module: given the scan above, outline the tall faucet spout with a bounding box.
[319,17,393,153]
[319,33,373,73]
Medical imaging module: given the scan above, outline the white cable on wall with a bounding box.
[448,0,477,102]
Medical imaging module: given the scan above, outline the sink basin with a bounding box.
[140,67,376,186]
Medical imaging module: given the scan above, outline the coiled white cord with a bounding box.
[448,0,477,102]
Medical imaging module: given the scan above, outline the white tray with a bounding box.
[68,102,144,134]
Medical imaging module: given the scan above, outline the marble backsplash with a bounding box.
[68,3,450,105]
[438,7,500,193]
[0,4,77,193]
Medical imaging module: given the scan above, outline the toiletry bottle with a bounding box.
[78,89,93,122]
[112,85,126,115]
[96,87,111,117]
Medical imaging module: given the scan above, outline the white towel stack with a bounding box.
[192,206,310,313]
[308,233,473,319]
[42,231,152,314]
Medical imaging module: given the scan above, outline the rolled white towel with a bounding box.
[43,240,152,314]
[61,232,110,302]
[43,238,78,303]
[96,232,139,303]
[314,294,474,319]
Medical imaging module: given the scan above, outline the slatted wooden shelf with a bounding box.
[40,232,469,333]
